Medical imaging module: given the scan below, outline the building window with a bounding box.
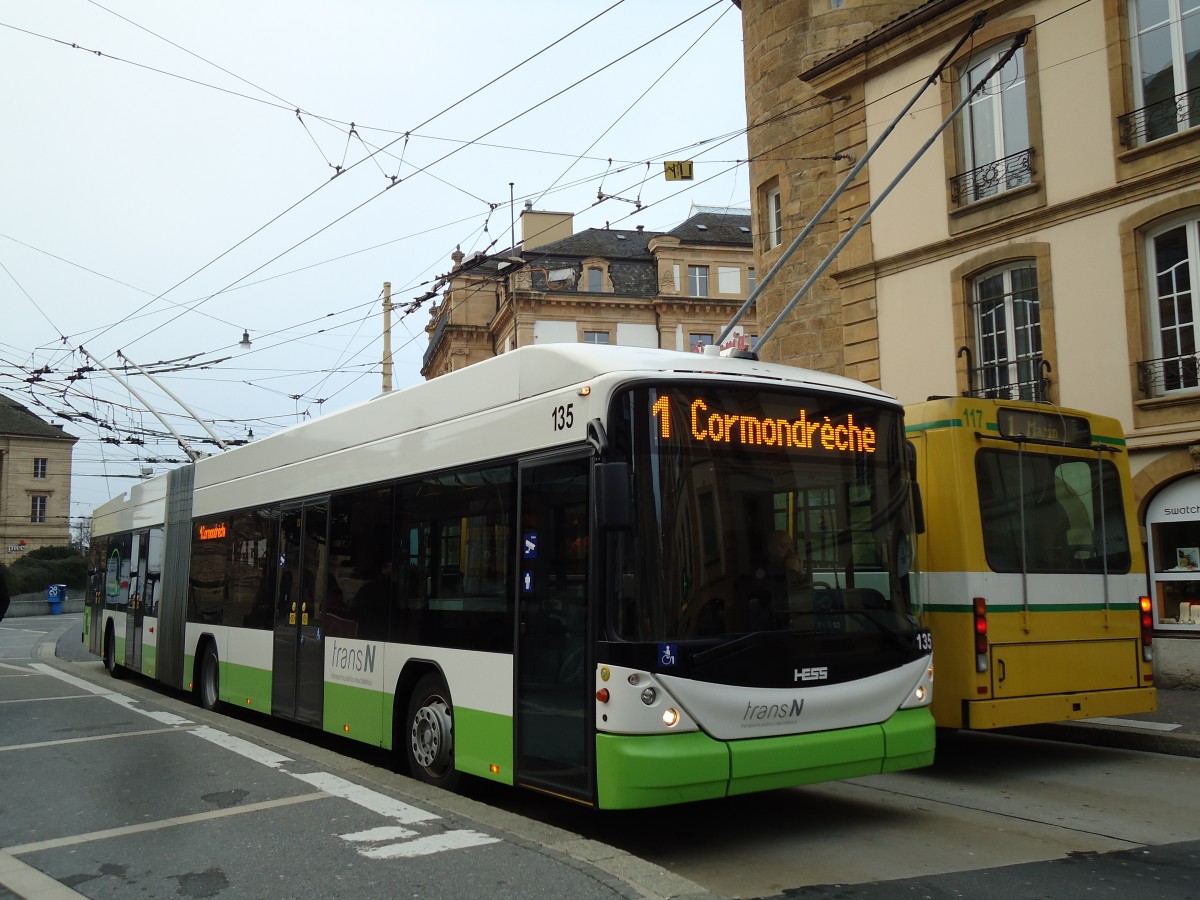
[748,267,757,293]
[1124,0,1200,146]
[587,267,603,292]
[952,44,1033,204]
[33,458,48,479]
[31,495,48,525]
[717,266,741,294]
[689,333,714,351]
[687,265,709,298]
[967,262,1045,400]
[766,188,783,249]
[583,330,610,345]
[1141,216,1200,395]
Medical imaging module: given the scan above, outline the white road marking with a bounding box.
[27,662,499,862]
[0,850,85,899]
[340,825,419,843]
[358,830,500,859]
[292,771,439,824]
[189,724,292,768]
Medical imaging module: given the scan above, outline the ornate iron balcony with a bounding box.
[959,347,1051,402]
[1137,352,1200,398]
[1119,86,1200,148]
[949,148,1035,205]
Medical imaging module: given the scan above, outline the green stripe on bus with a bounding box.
[323,681,386,746]
[924,603,1140,613]
[455,707,513,785]
[905,419,961,433]
[221,660,274,714]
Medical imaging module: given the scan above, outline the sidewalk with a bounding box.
[1009,687,1200,758]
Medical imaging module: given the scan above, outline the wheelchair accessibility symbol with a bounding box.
[659,643,677,667]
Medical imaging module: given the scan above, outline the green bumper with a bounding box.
[595,707,934,809]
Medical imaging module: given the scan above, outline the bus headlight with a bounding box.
[641,687,657,705]
[662,708,681,727]
[901,664,935,708]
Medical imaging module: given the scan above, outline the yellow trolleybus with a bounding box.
[85,344,935,808]
[905,397,1155,730]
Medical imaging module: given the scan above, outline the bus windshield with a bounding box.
[608,384,917,645]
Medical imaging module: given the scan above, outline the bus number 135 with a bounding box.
[552,403,575,431]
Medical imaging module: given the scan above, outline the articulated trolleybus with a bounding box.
[906,397,1155,730]
[86,345,934,809]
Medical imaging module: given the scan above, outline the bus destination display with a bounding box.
[652,392,876,454]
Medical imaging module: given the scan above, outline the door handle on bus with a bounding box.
[997,658,1006,683]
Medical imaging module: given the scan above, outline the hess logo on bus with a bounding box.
[795,666,828,682]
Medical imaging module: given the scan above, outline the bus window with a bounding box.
[976,450,1131,573]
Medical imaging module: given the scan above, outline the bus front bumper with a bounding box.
[594,707,934,810]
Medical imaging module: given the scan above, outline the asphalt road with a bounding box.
[5,614,1200,899]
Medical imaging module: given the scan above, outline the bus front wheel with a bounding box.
[197,643,220,711]
[405,673,460,791]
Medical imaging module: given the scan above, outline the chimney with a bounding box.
[520,207,574,251]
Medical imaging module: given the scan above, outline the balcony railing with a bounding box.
[959,347,1052,403]
[949,148,1035,205]
[1137,352,1200,398]
[1119,86,1200,148]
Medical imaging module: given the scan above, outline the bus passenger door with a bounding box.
[516,454,592,803]
[273,501,328,727]
[124,530,149,672]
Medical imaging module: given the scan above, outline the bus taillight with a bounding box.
[1140,596,1154,662]
[973,597,988,673]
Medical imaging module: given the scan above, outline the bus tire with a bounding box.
[103,624,125,679]
[197,642,220,711]
[405,672,460,791]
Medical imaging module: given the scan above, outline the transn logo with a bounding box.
[795,666,828,682]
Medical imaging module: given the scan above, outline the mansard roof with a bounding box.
[0,393,77,441]
[523,227,662,261]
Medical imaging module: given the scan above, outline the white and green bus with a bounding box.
[85,344,934,809]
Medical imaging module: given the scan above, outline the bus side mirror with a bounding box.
[911,482,926,535]
[595,462,631,531]
[906,440,926,535]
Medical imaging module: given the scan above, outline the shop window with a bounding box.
[1146,477,1200,630]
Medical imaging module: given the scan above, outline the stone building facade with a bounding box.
[739,0,1200,680]
[0,395,78,565]
[421,206,758,378]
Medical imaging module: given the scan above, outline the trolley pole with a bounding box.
[382,281,393,394]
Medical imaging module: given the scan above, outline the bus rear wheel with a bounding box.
[103,625,125,679]
[405,673,460,791]
[197,643,220,711]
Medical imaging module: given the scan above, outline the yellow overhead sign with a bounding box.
[663,160,694,181]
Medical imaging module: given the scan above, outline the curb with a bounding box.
[1007,721,1200,759]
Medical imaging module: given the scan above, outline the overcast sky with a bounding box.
[0,1,750,526]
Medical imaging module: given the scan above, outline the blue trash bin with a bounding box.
[47,584,66,615]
